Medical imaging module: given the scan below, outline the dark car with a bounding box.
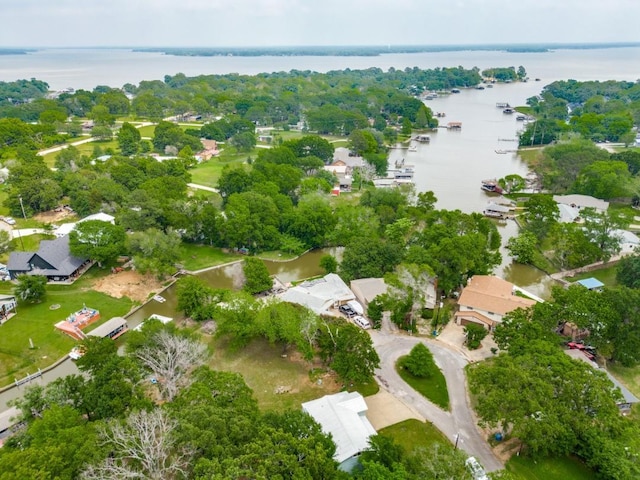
[339,304,356,317]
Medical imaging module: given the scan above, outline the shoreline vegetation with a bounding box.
[120,42,640,57]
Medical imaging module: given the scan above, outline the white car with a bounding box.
[465,457,489,480]
[3,217,16,225]
[353,316,371,330]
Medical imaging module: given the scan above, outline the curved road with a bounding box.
[370,327,503,472]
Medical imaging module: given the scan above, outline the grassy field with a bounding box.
[207,337,344,412]
[565,264,618,287]
[379,418,450,453]
[609,363,640,397]
[178,243,242,271]
[40,139,119,167]
[506,455,594,480]
[396,356,450,410]
[189,151,253,187]
[0,274,133,387]
[136,124,156,138]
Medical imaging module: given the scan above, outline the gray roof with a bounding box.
[350,278,388,304]
[88,317,128,338]
[7,235,87,277]
[553,194,609,212]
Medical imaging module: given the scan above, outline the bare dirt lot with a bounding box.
[91,270,164,303]
[33,209,77,224]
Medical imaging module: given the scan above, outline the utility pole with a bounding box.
[19,196,27,220]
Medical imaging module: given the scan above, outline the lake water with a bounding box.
[1,47,639,409]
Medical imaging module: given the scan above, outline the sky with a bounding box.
[1,0,639,48]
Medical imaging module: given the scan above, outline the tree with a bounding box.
[522,194,559,242]
[14,275,47,303]
[400,343,437,378]
[175,275,217,320]
[317,320,380,384]
[81,409,192,480]
[464,323,488,349]
[0,229,10,254]
[573,160,632,199]
[116,121,141,156]
[127,228,181,277]
[319,254,338,274]
[242,257,273,294]
[340,236,403,283]
[616,252,640,289]
[580,207,628,260]
[135,331,207,402]
[69,220,126,267]
[91,125,113,141]
[230,131,257,152]
[506,231,537,264]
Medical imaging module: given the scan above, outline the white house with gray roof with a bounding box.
[553,194,609,213]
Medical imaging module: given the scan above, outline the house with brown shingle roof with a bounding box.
[454,275,536,330]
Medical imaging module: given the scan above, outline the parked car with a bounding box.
[353,316,371,330]
[465,457,488,480]
[2,217,16,225]
[339,304,356,317]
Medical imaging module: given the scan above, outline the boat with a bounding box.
[408,144,417,152]
[436,112,446,117]
[496,102,511,108]
[481,179,504,194]
[503,108,515,114]
[451,88,461,94]
[516,115,527,121]
[153,294,166,303]
[495,149,508,154]
[486,84,493,88]
[475,85,485,90]
[415,134,431,143]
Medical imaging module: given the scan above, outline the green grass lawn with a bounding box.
[189,151,253,187]
[0,284,132,387]
[379,419,450,453]
[178,244,242,271]
[565,264,618,287]
[506,455,594,480]
[136,124,156,138]
[40,139,119,167]
[608,363,640,398]
[396,355,450,410]
[208,337,343,412]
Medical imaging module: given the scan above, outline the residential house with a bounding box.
[7,235,91,282]
[302,392,377,472]
[455,275,536,330]
[553,194,609,214]
[278,273,355,315]
[54,212,115,238]
[196,139,219,161]
[350,278,388,310]
[333,147,365,170]
[0,294,17,324]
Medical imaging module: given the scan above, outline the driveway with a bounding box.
[370,325,503,472]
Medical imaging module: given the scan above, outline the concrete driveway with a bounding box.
[370,325,503,472]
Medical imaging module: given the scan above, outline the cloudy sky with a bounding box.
[1,0,638,47]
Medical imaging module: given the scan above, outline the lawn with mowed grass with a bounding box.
[506,455,594,480]
[565,264,618,288]
[189,152,253,188]
[379,419,451,453]
[178,243,242,271]
[208,337,344,412]
[0,285,132,387]
[396,355,450,410]
[40,139,119,167]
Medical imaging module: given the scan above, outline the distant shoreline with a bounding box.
[1,43,639,58]
[131,42,640,58]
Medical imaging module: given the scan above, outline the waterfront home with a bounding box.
[54,211,115,238]
[575,277,604,292]
[7,235,91,282]
[350,278,388,310]
[553,194,609,214]
[302,392,376,472]
[278,273,355,315]
[455,275,536,330]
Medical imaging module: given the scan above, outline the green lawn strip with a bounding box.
[189,152,252,187]
[396,355,450,410]
[0,288,132,387]
[608,364,640,398]
[256,250,300,261]
[40,139,119,167]
[178,244,242,271]
[208,336,341,412]
[565,264,618,287]
[379,418,451,454]
[348,378,379,397]
[136,125,156,138]
[506,454,594,480]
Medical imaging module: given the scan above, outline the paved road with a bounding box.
[370,327,503,472]
[187,183,219,193]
